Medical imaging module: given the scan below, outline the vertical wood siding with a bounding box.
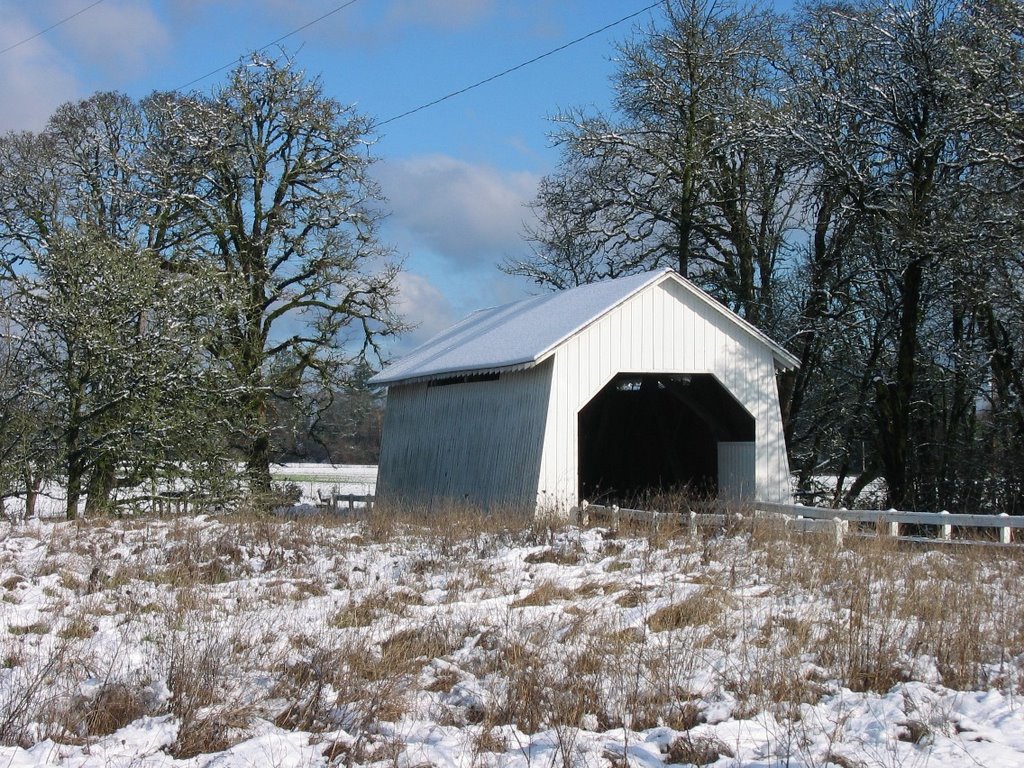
[538,279,792,511]
[718,442,756,501]
[377,361,553,509]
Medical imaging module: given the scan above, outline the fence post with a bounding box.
[576,500,590,526]
[688,510,698,539]
[885,509,899,538]
[612,504,620,531]
[831,518,847,548]
[347,494,355,514]
[939,510,951,541]
[999,513,1012,544]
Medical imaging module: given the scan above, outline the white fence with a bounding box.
[755,501,1022,545]
[576,499,1024,547]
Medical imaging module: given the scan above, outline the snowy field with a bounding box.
[1,510,1022,767]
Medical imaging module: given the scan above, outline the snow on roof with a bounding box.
[370,269,798,386]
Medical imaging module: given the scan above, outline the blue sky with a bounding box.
[0,0,663,356]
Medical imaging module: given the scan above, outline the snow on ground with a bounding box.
[0,510,1021,767]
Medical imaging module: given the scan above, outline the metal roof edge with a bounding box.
[370,360,538,388]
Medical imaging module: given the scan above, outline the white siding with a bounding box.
[537,279,792,511]
[377,361,553,509]
[718,442,756,501]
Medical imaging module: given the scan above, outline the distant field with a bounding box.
[270,463,377,503]
[5,464,378,518]
[270,462,377,484]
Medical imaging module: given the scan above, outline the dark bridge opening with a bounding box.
[578,373,754,505]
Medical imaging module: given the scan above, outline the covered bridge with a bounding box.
[369,269,798,513]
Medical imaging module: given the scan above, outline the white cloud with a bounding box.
[385,0,495,30]
[376,154,539,267]
[0,15,78,132]
[56,0,170,79]
[0,1,171,132]
[391,271,460,353]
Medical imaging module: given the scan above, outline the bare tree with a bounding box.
[784,0,1024,509]
[507,0,799,328]
[158,55,404,498]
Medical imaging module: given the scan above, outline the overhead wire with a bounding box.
[377,1,662,127]
[0,0,107,56]
[20,0,660,125]
[173,0,363,92]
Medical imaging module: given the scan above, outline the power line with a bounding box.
[0,0,107,56]
[173,0,363,92]
[377,1,661,127]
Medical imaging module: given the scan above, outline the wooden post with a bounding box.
[939,510,951,541]
[688,510,698,539]
[611,504,620,531]
[831,518,847,548]
[999,513,1012,544]
[347,494,355,514]
[575,500,590,526]
[885,509,899,538]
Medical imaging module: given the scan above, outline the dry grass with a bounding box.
[165,628,254,758]
[380,618,465,671]
[511,579,576,607]
[329,596,380,629]
[667,732,735,765]
[647,587,730,632]
[77,682,152,739]
[1,505,1022,763]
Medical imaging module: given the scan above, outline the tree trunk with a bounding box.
[84,459,116,517]
[842,463,880,509]
[675,195,693,279]
[23,468,40,519]
[876,259,924,509]
[780,191,848,452]
[247,432,272,502]
[66,458,83,520]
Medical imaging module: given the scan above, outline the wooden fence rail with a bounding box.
[317,492,375,514]
[575,499,1022,547]
[755,501,1022,545]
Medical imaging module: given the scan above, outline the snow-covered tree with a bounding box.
[0,56,404,513]
[512,0,1024,511]
[0,291,51,518]
[156,55,404,499]
[0,94,237,517]
[506,0,799,330]
[783,0,1024,509]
